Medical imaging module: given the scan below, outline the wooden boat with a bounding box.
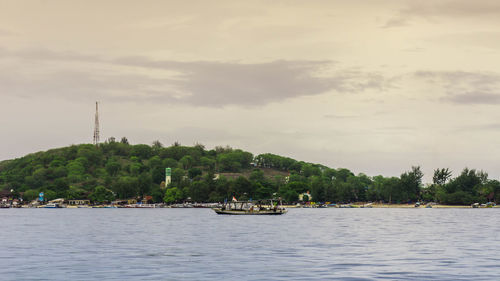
[42,203,61,208]
[213,199,287,215]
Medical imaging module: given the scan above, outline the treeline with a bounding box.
[0,138,499,205]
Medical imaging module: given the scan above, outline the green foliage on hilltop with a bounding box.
[423,168,500,205]
[1,139,500,205]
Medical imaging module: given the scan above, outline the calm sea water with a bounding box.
[1,208,499,280]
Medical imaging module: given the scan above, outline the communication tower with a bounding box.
[93,101,100,145]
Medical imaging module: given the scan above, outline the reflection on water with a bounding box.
[1,208,499,280]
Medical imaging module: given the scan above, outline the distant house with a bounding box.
[111,200,128,206]
[68,199,90,206]
[1,197,9,207]
[49,198,65,204]
[12,199,20,207]
[141,196,153,204]
[0,190,11,197]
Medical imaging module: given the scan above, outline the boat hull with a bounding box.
[213,208,287,215]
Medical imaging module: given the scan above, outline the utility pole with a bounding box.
[93,101,100,145]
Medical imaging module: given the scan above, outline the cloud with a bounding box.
[452,122,500,132]
[426,32,500,50]
[0,47,101,62]
[405,0,500,18]
[384,0,500,28]
[0,47,389,107]
[445,91,500,104]
[0,68,179,103]
[478,123,500,130]
[382,17,410,29]
[0,28,13,36]
[116,59,387,107]
[414,71,500,104]
[324,114,359,119]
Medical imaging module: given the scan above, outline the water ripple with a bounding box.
[2,208,500,280]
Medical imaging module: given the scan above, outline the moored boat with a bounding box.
[42,203,61,208]
[213,199,287,215]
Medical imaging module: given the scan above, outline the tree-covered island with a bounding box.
[1,138,499,206]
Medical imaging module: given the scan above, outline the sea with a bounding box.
[1,208,499,280]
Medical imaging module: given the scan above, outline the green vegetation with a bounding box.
[1,138,499,205]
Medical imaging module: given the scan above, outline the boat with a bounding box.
[213,199,287,215]
[42,203,61,208]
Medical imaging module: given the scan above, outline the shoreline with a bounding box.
[284,203,494,209]
[2,202,496,209]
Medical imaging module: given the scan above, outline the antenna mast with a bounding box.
[93,101,100,145]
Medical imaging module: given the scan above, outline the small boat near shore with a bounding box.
[213,199,287,215]
[41,203,62,208]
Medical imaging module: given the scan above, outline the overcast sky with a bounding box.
[1,0,500,182]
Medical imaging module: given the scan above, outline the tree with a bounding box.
[336,168,354,182]
[162,158,178,169]
[131,144,152,159]
[90,186,115,203]
[105,159,120,176]
[164,187,183,203]
[400,166,423,202]
[151,167,164,184]
[200,157,216,171]
[374,176,401,203]
[310,176,325,202]
[233,176,253,197]
[148,156,162,169]
[287,181,308,193]
[217,154,241,172]
[188,167,202,179]
[249,169,265,184]
[138,173,153,197]
[66,160,86,183]
[52,177,69,192]
[179,155,194,170]
[152,140,163,154]
[254,182,274,199]
[150,186,165,203]
[279,185,298,203]
[447,168,483,194]
[43,190,57,201]
[77,145,102,167]
[22,190,38,201]
[112,176,139,199]
[217,150,253,172]
[433,168,452,185]
[189,181,210,202]
[130,162,143,176]
[171,168,185,185]
[66,186,87,200]
[302,164,321,177]
[345,175,368,202]
[214,176,231,199]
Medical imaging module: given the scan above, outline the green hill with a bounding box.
[1,138,499,205]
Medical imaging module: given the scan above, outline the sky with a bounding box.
[1,0,500,182]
